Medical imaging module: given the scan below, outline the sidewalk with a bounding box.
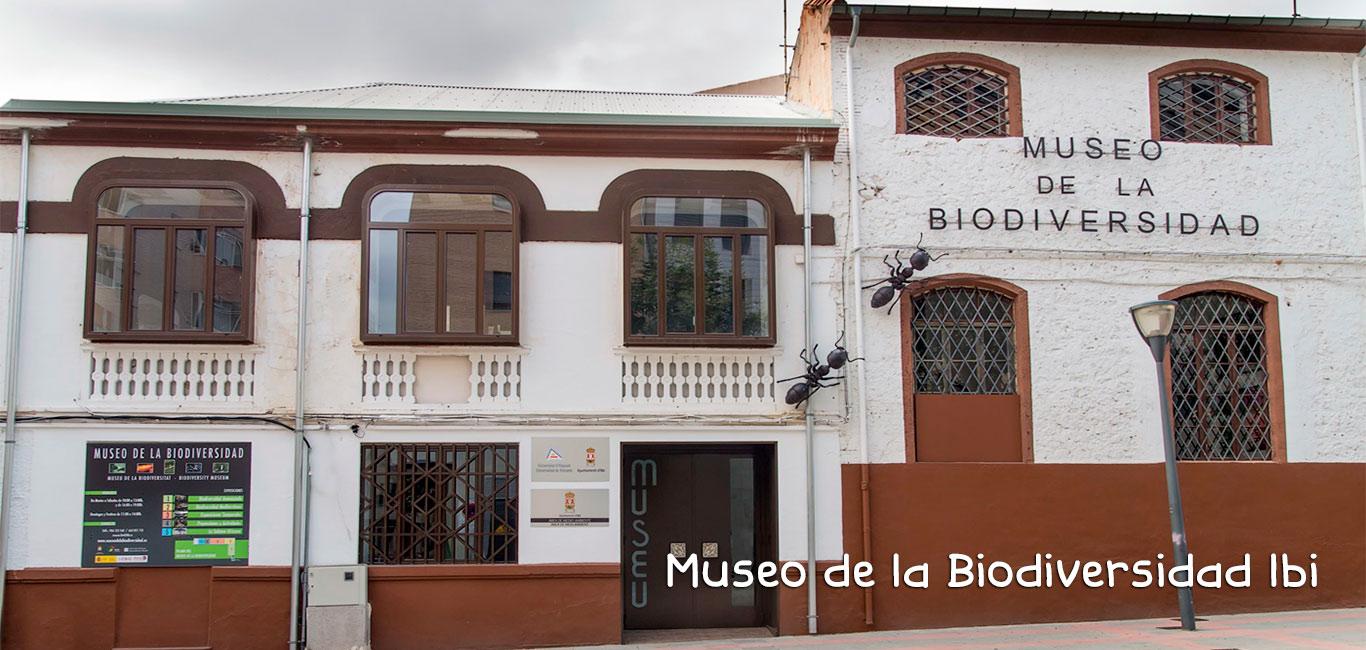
[591,608,1365,649]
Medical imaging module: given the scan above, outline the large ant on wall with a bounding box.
[778,333,862,407]
[863,234,946,313]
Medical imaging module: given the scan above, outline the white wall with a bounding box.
[829,36,1366,464]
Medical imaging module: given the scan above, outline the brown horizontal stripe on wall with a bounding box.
[830,14,1366,53]
[3,160,836,245]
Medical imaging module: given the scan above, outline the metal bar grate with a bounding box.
[911,287,1016,394]
[1157,72,1256,144]
[903,65,1010,138]
[1170,292,1272,460]
[359,442,518,564]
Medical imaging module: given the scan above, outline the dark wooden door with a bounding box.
[622,446,769,630]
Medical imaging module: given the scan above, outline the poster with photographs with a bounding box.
[82,442,251,567]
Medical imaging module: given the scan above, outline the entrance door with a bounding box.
[621,445,773,631]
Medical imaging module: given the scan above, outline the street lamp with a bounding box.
[1129,300,1196,632]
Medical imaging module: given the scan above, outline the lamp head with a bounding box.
[1129,300,1178,340]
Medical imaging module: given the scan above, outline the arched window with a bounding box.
[895,53,1022,138]
[362,189,519,343]
[1150,60,1271,145]
[1161,282,1286,461]
[625,197,772,345]
[87,184,253,341]
[902,275,1032,462]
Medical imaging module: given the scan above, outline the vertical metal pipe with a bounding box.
[801,145,818,635]
[288,136,313,647]
[843,8,874,627]
[1353,47,1366,233]
[0,129,32,647]
[1149,337,1196,631]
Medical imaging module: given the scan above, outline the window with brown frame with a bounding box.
[895,53,1022,138]
[363,190,518,344]
[1169,291,1275,460]
[1151,60,1271,145]
[359,443,518,565]
[625,197,773,346]
[87,185,252,342]
[910,287,1016,395]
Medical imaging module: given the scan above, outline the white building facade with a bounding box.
[0,3,1363,648]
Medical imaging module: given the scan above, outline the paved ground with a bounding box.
[587,608,1366,649]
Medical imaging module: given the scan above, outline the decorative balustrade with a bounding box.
[620,350,778,408]
[360,349,523,407]
[87,347,257,404]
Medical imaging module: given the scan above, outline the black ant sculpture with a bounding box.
[778,332,863,407]
[863,234,947,313]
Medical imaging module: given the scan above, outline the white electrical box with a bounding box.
[307,564,368,607]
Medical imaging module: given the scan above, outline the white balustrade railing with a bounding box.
[360,349,522,407]
[87,347,257,403]
[620,350,778,407]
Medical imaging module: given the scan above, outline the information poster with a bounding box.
[531,437,609,482]
[530,488,609,527]
[82,442,251,567]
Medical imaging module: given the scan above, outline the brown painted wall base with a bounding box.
[4,464,1359,648]
[3,566,288,650]
[779,462,1366,635]
[368,563,621,649]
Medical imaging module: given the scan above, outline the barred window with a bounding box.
[1151,60,1269,145]
[896,54,1020,139]
[1170,292,1273,460]
[911,287,1016,394]
[360,443,518,564]
[1158,73,1256,143]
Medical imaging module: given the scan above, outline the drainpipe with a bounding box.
[801,145,818,635]
[0,129,32,647]
[1353,46,1366,231]
[843,7,875,627]
[288,135,313,648]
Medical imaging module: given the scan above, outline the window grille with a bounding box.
[1157,72,1257,144]
[903,65,1010,138]
[911,287,1015,394]
[359,443,518,564]
[1170,292,1272,460]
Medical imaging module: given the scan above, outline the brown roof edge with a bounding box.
[829,9,1366,53]
[0,112,840,161]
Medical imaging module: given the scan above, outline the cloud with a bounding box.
[2,0,1362,104]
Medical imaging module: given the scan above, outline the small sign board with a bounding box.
[82,442,251,567]
[530,488,609,527]
[531,437,609,482]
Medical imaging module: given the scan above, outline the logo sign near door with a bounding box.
[531,437,609,482]
[82,442,251,567]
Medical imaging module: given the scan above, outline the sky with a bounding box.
[2,0,1363,105]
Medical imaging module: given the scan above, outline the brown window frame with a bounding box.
[360,184,521,345]
[1149,59,1272,145]
[622,195,777,348]
[900,274,1033,462]
[84,179,256,344]
[1160,281,1287,462]
[358,442,519,565]
[894,52,1024,138]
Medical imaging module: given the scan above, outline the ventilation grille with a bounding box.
[87,348,256,402]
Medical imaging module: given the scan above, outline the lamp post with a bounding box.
[1130,300,1196,631]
